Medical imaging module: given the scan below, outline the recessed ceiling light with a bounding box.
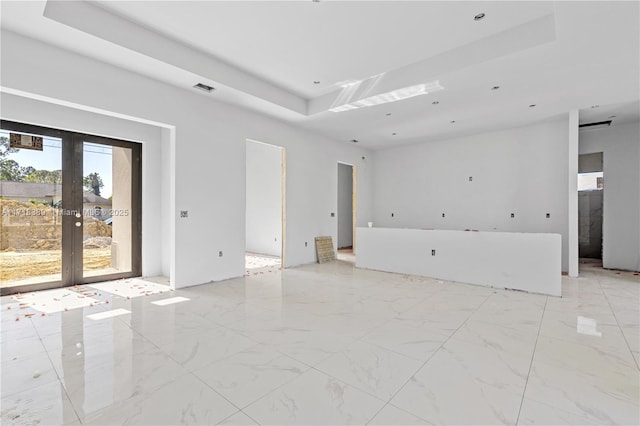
[392,132,397,136]
[491,86,500,90]
[350,139,359,143]
[529,104,537,108]
[474,13,486,21]
[386,113,392,116]
[450,120,456,124]
[313,81,320,84]
[591,105,600,108]
[432,101,440,105]
[193,83,215,93]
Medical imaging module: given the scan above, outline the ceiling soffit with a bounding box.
[43,1,556,118]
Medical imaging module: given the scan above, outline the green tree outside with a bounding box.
[25,169,62,184]
[83,172,104,196]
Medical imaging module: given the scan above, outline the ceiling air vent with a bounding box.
[579,120,612,130]
[194,83,215,93]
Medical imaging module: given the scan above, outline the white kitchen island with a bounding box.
[356,227,561,296]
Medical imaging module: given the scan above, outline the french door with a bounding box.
[0,120,141,296]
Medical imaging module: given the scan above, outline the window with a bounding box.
[578,171,603,191]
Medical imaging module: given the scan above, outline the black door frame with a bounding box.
[1,120,142,296]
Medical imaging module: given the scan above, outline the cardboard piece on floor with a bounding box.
[315,236,335,263]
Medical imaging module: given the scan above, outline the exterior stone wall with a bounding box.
[1,200,111,250]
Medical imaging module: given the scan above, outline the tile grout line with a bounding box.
[181,340,314,420]
[210,286,454,424]
[350,286,449,362]
[216,281,449,371]
[215,408,262,426]
[240,410,263,426]
[31,317,84,425]
[515,295,548,425]
[364,291,495,425]
[357,333,447,364]
[187,370,247,416]
[354,286,502,363]
[218,351,314,410]
[365,403,435,426]
[236,358,316,411]
[10,262,635,425]
[595,269,640,371]
[311,286,450,373]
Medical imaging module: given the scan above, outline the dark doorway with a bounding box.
[578,152,603,259]
[337,163,353,250]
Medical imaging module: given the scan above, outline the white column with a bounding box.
[112,146,132,272]
[568,109,579,277]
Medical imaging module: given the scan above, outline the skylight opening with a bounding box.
[329,81,444,112]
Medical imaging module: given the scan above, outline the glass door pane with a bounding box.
[0,129,63,290]
[82,141,133,278]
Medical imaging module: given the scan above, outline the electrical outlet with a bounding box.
[546,213,551,218]
[218,251,223,257]
[330,212,335,217]
[391,213,394,218]
[180,210,188,218]
[431,249,436,256]
[305,241,308,247]
[510,213,515,218]
[442,213,445,218]
[469,176,473,181]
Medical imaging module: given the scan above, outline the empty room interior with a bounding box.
[0,1,639,425]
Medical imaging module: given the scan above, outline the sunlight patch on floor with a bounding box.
[89,278,170,298]
[11,287,101,314]
[245,254,281,270]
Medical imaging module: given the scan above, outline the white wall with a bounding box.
[0,31,374,287]
[357,228,562,296]
[337,163,353,248]
[159,128,173,278]
[0,92,167,278]
[579,121,640,271]
[372,119,571,272]
[246,140,281,257]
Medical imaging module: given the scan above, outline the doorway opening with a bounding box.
[0,120,142,296]
[245,140,285,274]
[337,162,356,263]
[578,152,604,264]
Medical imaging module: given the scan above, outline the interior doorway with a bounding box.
[245,140,285,273]
[337,162,356,263]
[578,152,604,261]
[0,120,142,296]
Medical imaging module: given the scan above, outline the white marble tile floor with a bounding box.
[1,262,638,425]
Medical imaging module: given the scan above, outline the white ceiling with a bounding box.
[96,1,556,98]
[1,1,638,149]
